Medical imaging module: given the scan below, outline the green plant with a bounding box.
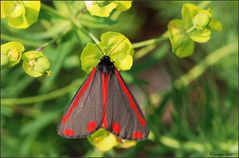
[1,1,237,157]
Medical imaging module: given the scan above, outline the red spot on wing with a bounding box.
[132,132,143,139]
[101,73,109,128]
[115,69,146,127]
[87,121,96,132]
[112,122,120,134]
[63,129,75,136]
[62,67,97,124]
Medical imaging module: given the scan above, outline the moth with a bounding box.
[58,42,149,140]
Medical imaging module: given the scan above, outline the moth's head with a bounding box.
[99,55,114,73]
[101,55,110,61]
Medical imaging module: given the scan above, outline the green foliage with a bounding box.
[1,1,238,157]
[81,32,134,73]
[1,1,41,29]
[168,3,222,57]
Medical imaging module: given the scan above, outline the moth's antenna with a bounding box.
[108,37,126,56]
[88,33,105,56]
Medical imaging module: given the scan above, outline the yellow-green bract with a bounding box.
[85,1,132,17]
[168,3,222,57]
[22,51,51,77]
[88,128,136,151]
[1,41,25,69]
[1,1,41,29]
[81,32,134,73]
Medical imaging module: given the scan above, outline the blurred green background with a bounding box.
[1,1,238,157]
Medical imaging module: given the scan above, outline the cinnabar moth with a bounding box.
[58,55,149,140]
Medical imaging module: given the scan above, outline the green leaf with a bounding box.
[209,18,223,32]
[168,19,195,57]
[88,128,118,151]
[174,38,194,58]
[189,29,211,43]
[22,51,51,77]
[2,1,41,29]
[1,41,25,69]
[81,32,134,73]
[181,3,198,29]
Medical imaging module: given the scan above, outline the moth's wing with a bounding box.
[58,67,103,138]
[104,69,150,140]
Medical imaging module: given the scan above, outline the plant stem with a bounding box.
[35,38,57,51]
[134,45,157,59]
[1,79,82,105]
[1,34,44,47]
[35,30,69,51]
[174,42,237,88]
[149,42,237,104]
[132,32,169,49]
[186,26,195,34]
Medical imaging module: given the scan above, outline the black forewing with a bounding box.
[58,67,102,138]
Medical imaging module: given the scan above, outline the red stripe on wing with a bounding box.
[115,69,146,127]
[62,67,97,124]
[101,72,109,128]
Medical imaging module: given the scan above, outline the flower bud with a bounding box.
[88,128,118,151]
[34,57,50,74]
[1,41,24,69]
[22,51,51,77]
[193,11,211,30]
[1,1,41,29]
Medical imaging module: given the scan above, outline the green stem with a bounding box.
[174,42,237,88]
[36,30,69,51]
[132,32,169,49]
[1,34,44,47]
[186,26,195,34]
[36,38,57,51]
[1,79,83,105]
[150,42,237,104]
[134,45,157,59]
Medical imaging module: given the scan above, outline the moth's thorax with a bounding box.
[98,56,114,73]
